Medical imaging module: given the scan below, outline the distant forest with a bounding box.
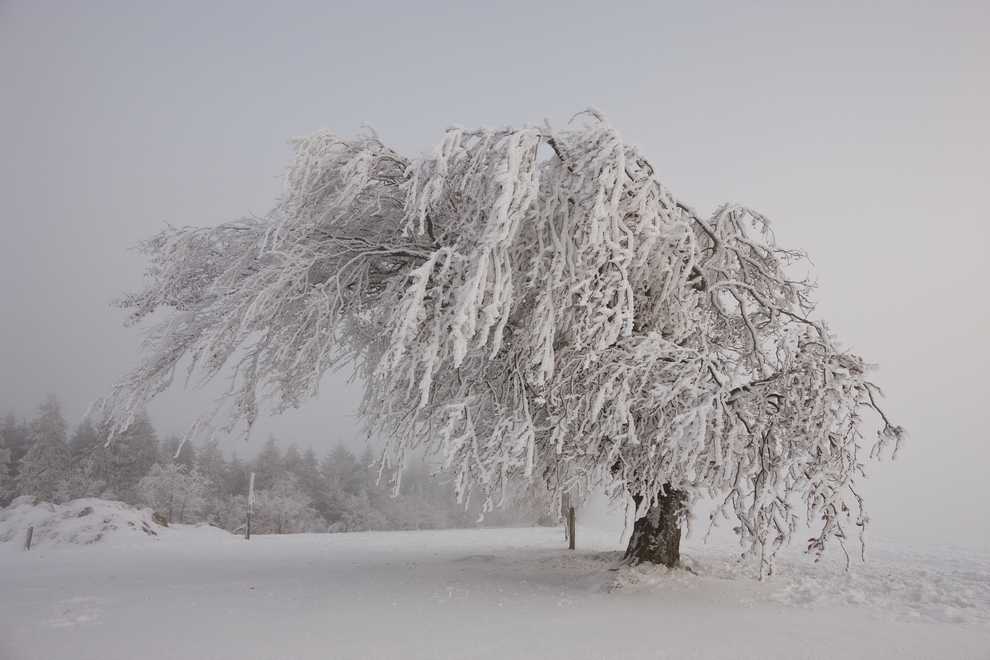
[0,394,548,534]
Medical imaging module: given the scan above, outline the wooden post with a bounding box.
[246,471,255,540]
[562,492,570,543]
[568,506,576,550]
[24,526,33,551]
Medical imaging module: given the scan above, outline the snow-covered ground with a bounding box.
[1,498,988,659]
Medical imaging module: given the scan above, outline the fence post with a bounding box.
[246,472,255,540]
[24,526,33,551]
[568,506,576,550]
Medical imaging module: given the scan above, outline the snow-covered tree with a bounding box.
[320,444,364,525]
[196,437,228,497]
[161,434,196,472]
[18,394,72,501]
[290,446,324,511]
[137,462,209,524]
[68,417,101,462]
[251,476,323,534]
[210,493,248,532]
[194,437,231,524]
[252,436,285,490]
[226,450,250,497]
[88,411,159,502]
[2,412,31,495]
[0,431,12,503]
[100,110,902,572]
[52,467,106,504]
[283,443,302,475]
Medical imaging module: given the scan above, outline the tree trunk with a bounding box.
[623,486,685,568]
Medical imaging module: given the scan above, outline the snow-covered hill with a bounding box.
[1,498,988,659]
[0,496,169,551]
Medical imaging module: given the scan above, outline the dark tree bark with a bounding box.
[623,486,685,567]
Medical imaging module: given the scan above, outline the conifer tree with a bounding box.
[252,436,284,490]
[226,450,249,497]
[88,411,159,502]
[69,417,101,462]
[2,412,30,490]
[283,444,304,477]
[18,394,72,501]
[197,437,229,497]
[299,447,323,499]
[320,444,362,524]
[0,431,12,504]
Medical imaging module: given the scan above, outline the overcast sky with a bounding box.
[1,1,987,544]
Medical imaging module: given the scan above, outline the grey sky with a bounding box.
[1,1,988,543]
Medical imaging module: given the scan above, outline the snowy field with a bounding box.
[2,499,989,659]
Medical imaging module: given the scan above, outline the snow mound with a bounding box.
[0,496,168,552]
[603,540,990,626]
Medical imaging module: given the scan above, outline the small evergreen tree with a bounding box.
[2,412,30,492]
[252,435,284,490]
[283,443,303,476]
[17,394,72,501]
[320,443,362,525]
[226,450,250,497]
[0,431,12,504]
[196,438,231,526]
[295,447,324,512]
[88,412,159,502]
[196,438,229,497]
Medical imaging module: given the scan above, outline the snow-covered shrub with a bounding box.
[137,463,208,524]
[250,477,323,534]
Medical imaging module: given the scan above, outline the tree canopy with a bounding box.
[100,109,902,571]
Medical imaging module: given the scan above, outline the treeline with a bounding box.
[0,394,541,534]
